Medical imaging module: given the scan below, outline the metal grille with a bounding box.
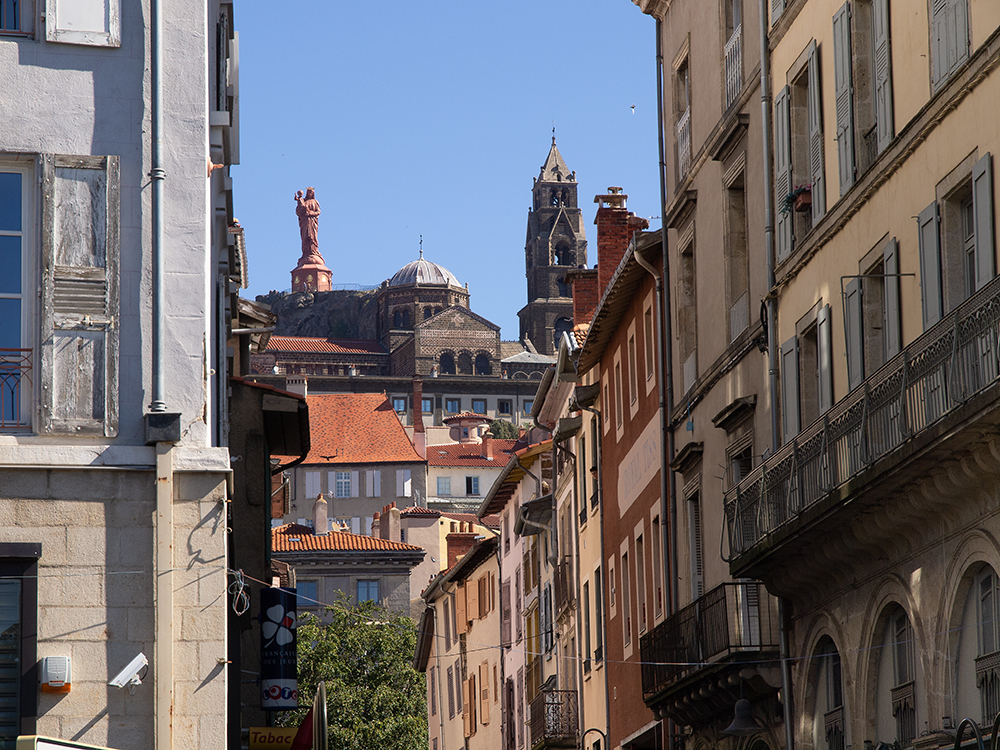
[724,25,743,109]
[891,680,916,745]
[676,108,691,179]
[976,650,1000,725]
[726,274,1000,559]
[0,349,30,427]
[529,690,578,748]
[640,582,780,698]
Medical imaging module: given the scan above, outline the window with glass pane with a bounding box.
[335,471,351,498]
[445,398,460,413]
[0,172,26,428]
[466,476,480,496]
[437,477,452,496]
[422,397,433,414]
[296,580,317,608]
[472,399,486,414]
[0,578,22,749]
[358,579,379,603]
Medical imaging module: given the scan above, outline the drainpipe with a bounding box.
[655,17,680,750]
[150,0,166,415]
[654,18,679,620]
[757,1,795,749]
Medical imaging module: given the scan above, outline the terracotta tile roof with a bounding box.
[441,512,501,529]
[265,336,387,355]
[300,393,424,465]
[442,412,491,423]
[427,440,517,468]
[272,524,423,553]
[399,505,441,517]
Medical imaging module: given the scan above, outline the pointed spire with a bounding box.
[539,135,573,183]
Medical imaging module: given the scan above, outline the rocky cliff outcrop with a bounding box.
[256,289,379,340]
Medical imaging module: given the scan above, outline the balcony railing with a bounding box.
[726,274,1000,563]
[640,582,779,700]
[529,690,578,749]
[0,349,31,428]
[724,25,743,109]
[676,108,691,178]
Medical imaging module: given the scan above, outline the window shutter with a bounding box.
[469,675,477,734]
[479,662,490,725]
[781,336,800,443]
[463,680,472,737]
[833,3,855,196]
[884,238,902,357]
[918,201,943,329]
[365,470,373,497]
[350,470,359,498]
[771,0,785,23]
[466,577,479,626]
[845,280,865,390]
[808,41,827,221]
[45,0,121,47]
[931,0,948,87]
[972,152,995,292]
[501,579,511,647]
[40,155,120,436]
[951,0,969,72]
[456,584,468,635]
[374,470,381,497]
[873,0,894,152]
[817,304,834,412]
[351,517,360,535]
[774,86,793,261]
[305,471,320,498]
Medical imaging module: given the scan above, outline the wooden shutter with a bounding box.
[45,0,121,47]
[817,304,834,412]
[972,153,995,291]
[918,201,943,330]
[781,336,800,443]
[808,41,827,221]
[774,86,793,261]
[456,584,468,635]
[884,238,902,357]
[447,665,455,718]
[462,678,472,737]
[479,662,490,725]
[931,0,947,87]
[501,578,511,647]
[40,155,119,436]
[873,0,894,152]
[466,577,479,626]
[469,675,477,734]
[772,0,785,23]
[833,3,855,196]
[845,280,865,390]
[350,470,359,497]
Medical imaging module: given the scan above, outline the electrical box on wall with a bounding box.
[41,656,72,693]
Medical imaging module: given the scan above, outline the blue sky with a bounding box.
[235,1,662,340]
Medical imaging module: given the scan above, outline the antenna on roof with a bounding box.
[551,124,556,145]
[419,234,423,259]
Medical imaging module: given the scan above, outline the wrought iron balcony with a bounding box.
[529,690,578,749]
[725,274,1000,572]
[0,348,31,428]
[640,582,779,704]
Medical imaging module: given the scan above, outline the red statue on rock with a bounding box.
[290,187,332,292]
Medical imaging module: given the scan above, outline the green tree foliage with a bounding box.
[278,596,427,750]
[489,419,519,440]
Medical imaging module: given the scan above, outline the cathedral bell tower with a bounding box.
[517,137,588,356]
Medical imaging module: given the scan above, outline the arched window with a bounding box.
[475,353,491,375]
[457,352,473,375]
[401,309,411,328]
[435,307,443,315]
[873,605,917,746]
[393,310,402,328]
[557,277,569,297]
[554,242,574,266]
[439,353,455,375]
[424,307,433,320]
[810,638,846,750]
[954,564,1000,724]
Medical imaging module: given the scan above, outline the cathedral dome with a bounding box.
[388,255,462,288]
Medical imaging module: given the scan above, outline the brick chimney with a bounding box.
[483,430,494,461]
[446,532,478,568]
[284,375,307,398]
[411,377,426,459]
[312,493,328,535]
[594,187,649,296]
[567,268,599,327]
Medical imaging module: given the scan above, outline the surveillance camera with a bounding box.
[109,653,148,689]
